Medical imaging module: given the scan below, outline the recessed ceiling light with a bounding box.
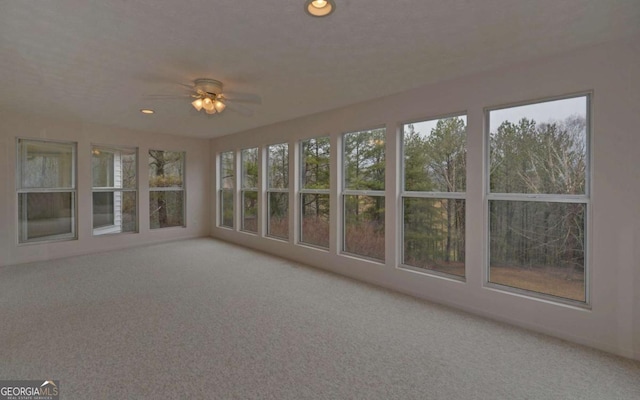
[140,109,155,114]
[304,0,336,17]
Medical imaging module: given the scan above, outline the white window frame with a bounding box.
[399,113,467,280]
[218,151,235,229]
[299,136,331,249]
[240,147,259,234]
[341,127,386,263]
[91,145,138,236]
[266,143,289,240]
[148,149,186,230]
[484,92,591,307]
[16,138,77,244]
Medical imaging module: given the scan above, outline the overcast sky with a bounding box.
[404,96,586,136]
[489,96,586,132]
[408,115,467,137]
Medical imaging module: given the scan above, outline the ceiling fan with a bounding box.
[147,78,261,117]
[190,78,227,114]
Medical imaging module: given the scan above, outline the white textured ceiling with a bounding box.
[1,0,639,138]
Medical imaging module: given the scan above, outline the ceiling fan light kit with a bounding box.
[191,78,227,115]
[305,0,336,17]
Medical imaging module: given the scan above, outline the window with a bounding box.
[241,148,258,233]
[402,116,467,278]
[300,137,330,248]
[342,128,385,261]
[219,151,235,228]
[149,150,185,229]
[17,139,76,243]
[487,95,589,303]
[267,143,289,239]
[91,146,137,235]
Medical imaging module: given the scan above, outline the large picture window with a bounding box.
[149,150,185,229]
[402,115,466,278]
[300,137,330,248]
[92,146,137,235]
[219,151,235,228]
[241,148,258,233]
[487,95,589,303]
[17,139,77,243]
[342,128,385,261]
[267,143,289,239]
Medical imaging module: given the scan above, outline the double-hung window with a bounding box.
[342,128,385,261]
[266,143,289,239]
[402,115,467,278]
[149,150,185,229]
[219,151,235,228]
[487,94,590,303]
[300,137,330,248]
[91,146,137,235]
[241,148,258,233]
[17,139,77,243]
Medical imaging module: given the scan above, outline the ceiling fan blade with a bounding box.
[225,102,254,117]
[144,94,194,100]
[222,91,262,104]
[175,82,195,90]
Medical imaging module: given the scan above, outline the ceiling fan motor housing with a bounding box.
[194,78,223,96]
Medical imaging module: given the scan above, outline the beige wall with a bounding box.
[0,112,210,266]
[210,38,640,360]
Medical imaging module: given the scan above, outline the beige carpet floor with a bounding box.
[1,238,638,399]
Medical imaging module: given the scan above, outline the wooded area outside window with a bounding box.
[300,137,330,248]
[402,115,467,278]
[92,145,137,235]
[149,150,185,229]
[342,128,385,261]
[219,151,234,228]
[267,143,289,239]
[241,148,258,233]
[17,138,77,243]
[487,94,589,303]
[211,93,591,308]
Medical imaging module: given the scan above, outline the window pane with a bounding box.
[120,191,137,233]
[301,193,330,248]
[149,150,184,188]
[489,200,586,302]
[19,140,74,189]
[302,137,330,189]
[489,96,587,195]
[121,151,137,189]
[343,195,385,261]
[150,191,184,229]
[19,192,74,241]
[403,198,465,277]
[268,144,288,189]
[92,147,137,189]
[403,116,466,192]
[93,192,114,228]
[268,192,288,239]
[220,151,234,189]
[344,129,385,190]
[92,150,114,188]
[93,191,137,235]
[242,190,258,233]
[220,189,234,228]
[242,148,258,189]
